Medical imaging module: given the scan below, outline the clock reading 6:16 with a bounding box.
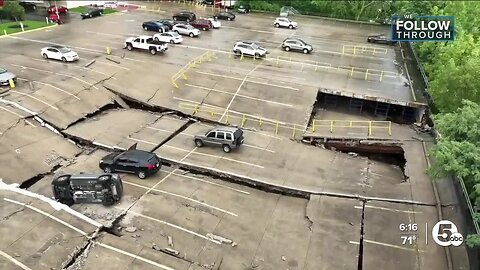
[399,223,418,231]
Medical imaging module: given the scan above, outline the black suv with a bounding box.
[52,173,123,206]
[173,11,196,22]
[367,34,395,45]
[99,149,161,179]
[157,19,176,30]
[81,8,103,19]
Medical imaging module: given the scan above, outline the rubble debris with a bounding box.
[164,248,180,256]
[151,243,162,251]
[348,152,358,157]
[206,233,233,244]
[167,235,174,248]
[282,256,286,261]
[231,242,237,247]
[13,252,20,257]
[124,226,137,233]
[131,234,140,238]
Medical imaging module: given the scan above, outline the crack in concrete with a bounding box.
[2,205,26,221]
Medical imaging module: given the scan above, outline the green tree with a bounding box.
[430,100,480,247]
[2,1,25,21]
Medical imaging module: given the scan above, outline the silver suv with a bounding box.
[281,38,313,54]
[233,41,268,58]
[194,126,244,153]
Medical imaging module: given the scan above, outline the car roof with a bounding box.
[49,45,65,49]
[209,126,241,133]
[284,38,305,42]
[122,149,155,159]
[137,35,153,39]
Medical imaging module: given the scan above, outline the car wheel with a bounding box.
[144,26,148,30]
[195,139,204,147]
[227,17,231,21]
[187,19,190,23]
[159,28,163,33]
[100,12,103,15]
[90,14,92,18]
[303,48,309,54]
[254,53,260,59]
[234,50,241,56]
[189,32,194,37]
[288,24,293,29]
[222,144,231,153]
[203,27,206,31]
[43,53,48,59]
[275,23,279,28]
[61,57,67,62]
[126,44,133,51]
[138,171,146,179]
[150,48,157,55]
[154,37,159,41]
[104,167,113,173]
[285,46,290,51]
[170,40,174,44]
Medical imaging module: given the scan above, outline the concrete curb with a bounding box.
[0,23,57,39]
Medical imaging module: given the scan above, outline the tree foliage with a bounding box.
[1,1,25,21]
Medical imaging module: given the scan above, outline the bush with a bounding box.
[1,1,26,21]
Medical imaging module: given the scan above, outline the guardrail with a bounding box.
[171,51,216,88]
[342,44,388,56]
[312,119,392,136]
[178,102,393,138]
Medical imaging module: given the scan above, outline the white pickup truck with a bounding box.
[124,35,168,55]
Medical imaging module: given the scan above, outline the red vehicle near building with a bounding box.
[48,5,69,14]
[49,13,62,24]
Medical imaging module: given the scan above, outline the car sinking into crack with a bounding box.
[52,173,123,206]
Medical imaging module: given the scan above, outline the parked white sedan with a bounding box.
[41,45,79,62]
[172,24,200,37]
[153,31,183,44]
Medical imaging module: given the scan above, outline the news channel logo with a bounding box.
[432,220,464,247]
[391,15,455,42]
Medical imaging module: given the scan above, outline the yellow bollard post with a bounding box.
[315,62,318,72]
[181,71,187,80]
[241,114,246,127]
[373,47,376,56]
[342,45,345,54]
[349,121,352,128]
[225,111,229,124]
[388,122,392,136]
[240,53,244,61]
[292,125,296,138]
[259,118,263,126]
[350,67,354,77]
[8,79,15,88]
[365,69,369,80]
[106,47,111,55]
[172,79,179,89]
[276,56,280,67]
[353,46,356,55]
[312,120,316,132]
[380,71,384,82]
[210,110,215,116]
[330,121,334,133]
[194,106,199,114]
[4,29,7,35]
[368,121,372,136]
[275,122,279,134]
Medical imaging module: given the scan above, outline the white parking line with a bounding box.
[30,58,116,79]
[10,64,98,90]
[114,207,222,245]
[364,239,425,252]
[127,135,264,168]
[17,78,81,101]
[8,36,104,54]
[0,250,32,270]
[122,180,238,217]
[0,106,36,127]
[96,60,131,70]
[180,146,197,162]
[195,71,300,91]
[185,84,294,107]
[95,242,176,270]
[163,144,265,169]
[159,169,250,195]
[354,205,420,214]
[8,90,59,110]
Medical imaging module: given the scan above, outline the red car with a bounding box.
[48,5,69,14]
[190,19,212,31]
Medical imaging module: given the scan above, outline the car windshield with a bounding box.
[171,32,180,37]
[186,25,195,30]
[58,47,71,53]
[250,43,259,49]
[0,68,6,74]
[146,38,154,43]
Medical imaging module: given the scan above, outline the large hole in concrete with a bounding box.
[314,92,418,124]
[319,141,408,181]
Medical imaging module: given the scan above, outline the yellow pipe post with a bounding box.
[225,111,229,124]
[330,121,334,133]
[181,71,187,80]
[292,125,296,138]
[388,122,392,136]
[106,47,111,55]
[353,46,356,55]
[240,53,244,61]
[210,110,215,116]
[350,67,354,77]
[312,120,316,132]
[364,69,369,80]
[241,114,246,127]
[342,45,345,54]
[194,106,199,114]
[8,79,15,88]
[368,121,372,136]
[373,47,376,55]
[276,56,280,67]
[380,71,384,82]
[315,62,318,72]
[349,121,352,128]
[275,122,279,134]
[259,118,263,126]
